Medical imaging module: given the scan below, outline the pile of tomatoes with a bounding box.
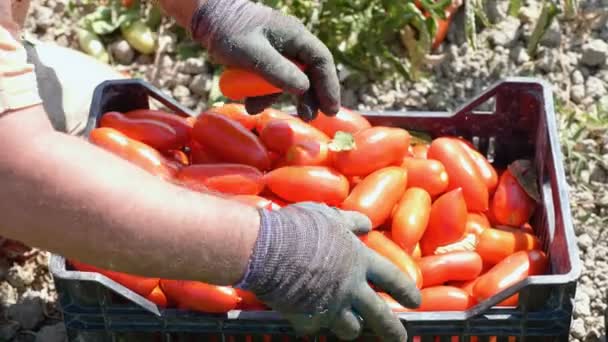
[69,103,547,314]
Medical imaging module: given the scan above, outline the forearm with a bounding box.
[0,105,260,285]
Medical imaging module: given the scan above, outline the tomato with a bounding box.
[412,243,422,259]
[123,109,192,144]
[255,108,297,133]
[520,222,535,234]
[265,166,349,205]
[146,285,168,307]
[420,188,467,255]
[219,62,306,100]
[260,118,330,154]
[360,231,423,288]
[89,127,176,179]
[309,107,371,137]
[411,144,429,159]
[491,170,536,227]
[452,278,478,298]
[207,103,258,131]
[342,167,407,229]
[159,280,240,313]
[332,127,410,176]
[192,112,271,171]
[401,157,449,196]
[186,116,197,127]
[476,227,541,265]
[427,137,489,212]
[177,164,265,195]
[283,140,330,166]
[417,286,476,311]
[235,289,267,310]
[166,150,189,166]
[70,260,159,297]
[452,138,498,194]
[188,140,223,165]
[378,292,410,312]
[100,111,183,152]
[232,195,277,210]
[417,251,483,288]
[473,250,548,306]
[465,213,489,236]
[391,188,431,254]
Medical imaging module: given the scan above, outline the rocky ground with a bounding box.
[0,0,606,341]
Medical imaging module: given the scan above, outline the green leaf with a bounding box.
[527,0,560,57]
[90,20,119,35]
[507,0,522,17]
[327,131,357,152]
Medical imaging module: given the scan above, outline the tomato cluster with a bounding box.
[73,103,546,314]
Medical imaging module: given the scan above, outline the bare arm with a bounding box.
[0,105,260,285]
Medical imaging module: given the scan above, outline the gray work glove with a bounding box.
[235,202,421,341]
[190,0,340,121]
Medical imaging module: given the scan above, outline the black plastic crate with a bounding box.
[50,77,581,342]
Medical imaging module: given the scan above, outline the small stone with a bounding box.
[571,85,586,104]
[578,234,593,251]
[161,55,174,69]
[0,282,17,306]
[34,7,54,30]
[173,85,191,99]
[510,46,530,64]
[189,75,210,97]
[572,70,585,85]
[540,20,561,47]
[486,0,508,23]
[180,96,198,109]
[7,298,45,330]
[537,48,558,72]
[0,321,20,341]
[175,73,192,87]
[590,163,608,183]
[581,39,608,67]
[571,318,586,339]
[488,17,521,47]
[55,35,69,48]
[35,323,67,342]
[157,32,177,53]
[136,54,153,65]
[586,76,607,99]
[180,58,206,75]
[109,39,134,65]
[519,5,540,24]
[7,263,36,289]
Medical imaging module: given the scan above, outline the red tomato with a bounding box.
[206,103,258,131]
[465,213,490,236]
[146,285,168,307]
[185,116,197,127]
[411,144,429,159]
[427,137,489,212]
[265,166,349,205]
[188,140,223,165]
[420,188,468,255]
[401,157,449,196]
[231,195,276,210]
[70,260,159,298]
[392,188,431,254]
[342,167,407,229]
[417,251,483,288]
[260,118,330,154]
[219,63,306,100]
[123,109,192,144]
[177,164,265,195]
[417,286,476,311]
[255,108,297,133]
[412,243,422,259]
[192,112,271,171]
[520,222,535,234]
[452,138,498,194]
[491,170,536,227]
[166,150,189,166]
[476,227,541,265]
[377,292,410,312]
[309,107,371,137]
[283,140,330,166]
[452,278,478,298]
[361,231,423,288]
[332,127,411,176]
[89,127,176,179]
[160,280,240,313]
[235,289,267,310]
[100,111,184,151]
[473,250,548,306]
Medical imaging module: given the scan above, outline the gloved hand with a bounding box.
[0,26,42,114]
[190,0,340,121]
[236,202,421,341]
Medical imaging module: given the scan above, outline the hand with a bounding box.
[236,202,421,341]
[0,26,42,114]
[190,0,340,121]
